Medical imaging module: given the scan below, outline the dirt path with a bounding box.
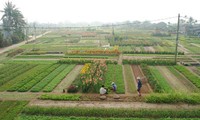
[156,66,195,93]
[53,65,83,93]
[118,54,122,65]
[178,44,200,64]
[187,66,200,76]
[29,99,200,110]
[131,65,152,93]
[0,31,51,55]
[178,44,190,54]
[191,43,200,48]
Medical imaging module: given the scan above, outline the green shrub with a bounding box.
[141,64,162,93]
[123,51,184,55]
[174,65,200,88]
[22,106,200,118]
[7,48,24,57]
[145,93,200,104]
[58,59,117,65]
[67,85,79,93]
[39,94,81,101]
[123,59,175,65]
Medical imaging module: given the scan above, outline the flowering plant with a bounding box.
[80,60,107,93]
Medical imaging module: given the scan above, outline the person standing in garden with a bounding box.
[137,77,142,96]
[100,85,107,95]
[111,82,117,92]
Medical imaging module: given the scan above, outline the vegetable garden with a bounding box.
[0,29,200,120]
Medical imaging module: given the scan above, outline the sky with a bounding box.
[0,0,199,24]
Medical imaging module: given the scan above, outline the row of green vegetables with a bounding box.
[141,64,172,93]
[123,59,176,65]
[123,51,184,55]
[17,115,200,120]
[0,64,37,91]
[174,65,200,89]
[0,63,75,92]
[104,64,125,94]
[0,100,28,120]
[21,105,200,118]
[38,92,200,104]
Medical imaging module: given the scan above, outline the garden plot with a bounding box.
[53,65,83,93]
[105,64,125,94]
[0,101,28,120]
[131,65,152,93]
[123,65,136,94]
[156,66,197,93]
[42,64,76,92]
[187,66,200,76]
[144,46,155,52]
[0,64,37,91]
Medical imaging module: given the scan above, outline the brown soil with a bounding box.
[131,65,152,93]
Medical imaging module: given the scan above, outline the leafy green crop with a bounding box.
[39,94,81,101]
[8,65,49,92]
[145,93,200,104]
[22,106,200,118]
[19,64,60,92]
[105,64,125,94]
[43,64,75,92]
[174,65,200,88]
[149,66,173,93]
[31,65,67,92]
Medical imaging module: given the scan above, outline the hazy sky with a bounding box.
[0,0,199,23]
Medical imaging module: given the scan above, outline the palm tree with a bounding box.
[1,1,26,44]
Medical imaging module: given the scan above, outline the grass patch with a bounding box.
[145,93,200,104]
[174,65,200,88]
[39,94,81,101]
[0,100,28,120]
[22,106,200,118]
[149,66,173,93]
[105,65,125,94]
[123,65,136,93]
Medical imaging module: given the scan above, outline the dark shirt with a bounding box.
[137,80,142,89]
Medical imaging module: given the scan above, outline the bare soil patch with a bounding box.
[131,65,152,93]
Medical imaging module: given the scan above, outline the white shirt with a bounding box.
[100,87,107,94]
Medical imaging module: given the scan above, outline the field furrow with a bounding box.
[156,66,192,93]
[53,65,83,93]
[131,65,152,93]
[7,64,50,92]
[30,64,67,92]
[123,65,136,94]
[43,64,76,92]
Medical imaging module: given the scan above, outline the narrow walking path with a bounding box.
[0,31,51,54]
[156,66,193,92]
[118,54,122,65]
[29,99,200,110]
[53,65,83,93]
